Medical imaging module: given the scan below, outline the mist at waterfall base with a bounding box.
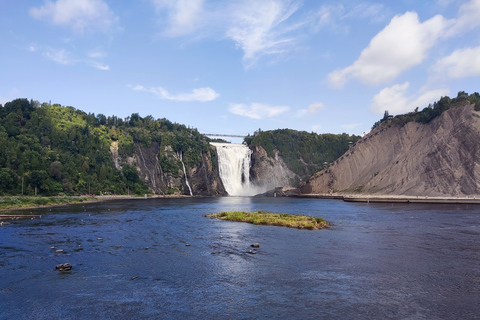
[211,143,265,196]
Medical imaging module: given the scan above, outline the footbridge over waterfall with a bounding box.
[202,133,247,139]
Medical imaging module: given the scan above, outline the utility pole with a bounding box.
[21,176,24,195]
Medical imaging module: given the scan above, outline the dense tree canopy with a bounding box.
[245,129,360,179]
[0,99,210,196]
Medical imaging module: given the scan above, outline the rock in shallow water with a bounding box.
[55,263,72,272]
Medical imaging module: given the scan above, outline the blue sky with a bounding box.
[1,0,480,140]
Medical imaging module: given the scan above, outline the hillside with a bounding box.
[245,129,360,187]
[300,92,480,196]
[0,99,226,196]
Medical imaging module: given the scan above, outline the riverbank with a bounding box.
[294,193,480,204]
[0,194,193,213]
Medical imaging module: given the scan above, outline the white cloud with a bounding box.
[448,0,480,34]
[229,102,289,119]
[89,61,110,71]
[315,5,345,31]
[315,3,387,32]
[433,46,480,79]
[28,44,38,52]
[131,85,219,102]
[296,102,324,117]
[308,102,324,113]
[29,0,119,34]
[328,12,447,87]
[344,3,386,22]
[43,47,75,65]
[312,125,322,132]
[32,45,109,70]
[225,0,304,67]
[87,48,107,59]
[370,82,449,114]
[151,0,204,37]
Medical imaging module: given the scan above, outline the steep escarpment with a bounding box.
[300,103,480,196]
[110,132,226,196]
[249,145,299,190]
[123,142,226,196]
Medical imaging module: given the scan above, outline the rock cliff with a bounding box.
[300,104,480,196]
[111,141,226,196]
[249,145,299,190]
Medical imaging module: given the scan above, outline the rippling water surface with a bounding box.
[1,197,479,319]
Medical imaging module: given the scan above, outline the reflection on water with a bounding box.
[0,197,479,319]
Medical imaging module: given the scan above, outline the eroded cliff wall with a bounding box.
[300,104,480,196]
[111,141,226,196]
[250,145,299,190]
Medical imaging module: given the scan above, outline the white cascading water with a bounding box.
[211,143,260,196]
[177,151,193,196]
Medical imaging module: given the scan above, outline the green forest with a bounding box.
[372,91,480,129]
[0,99,210,196]
[245,129,361,179]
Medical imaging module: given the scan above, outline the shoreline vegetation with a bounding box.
[1,192,479,214]
[206,211,330,230]
[0,194,191,213]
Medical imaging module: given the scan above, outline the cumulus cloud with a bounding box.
[370,82,449,114]
[296,102,324,117]
[433,46,480,79]
[131,85,219,102]
[229,102,289,119]
[328,12,447,87]
[29,0,119,34]
[151,0,204,37]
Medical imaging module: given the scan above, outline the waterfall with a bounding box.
[177,151,193,196]
[211,143,260,196]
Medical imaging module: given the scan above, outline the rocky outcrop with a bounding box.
[300,104,480,196]
[111,141,226,196]
[250,145,299,191]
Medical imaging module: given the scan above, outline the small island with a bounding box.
[206,210,330,230]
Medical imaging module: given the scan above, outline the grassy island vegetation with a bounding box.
[206,210,330,230]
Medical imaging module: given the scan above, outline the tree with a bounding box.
[0,168,16,193]
[30,170,47,195]
[48,161,63,180]
[382,110,390,121]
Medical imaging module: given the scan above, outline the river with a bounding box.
[0,197,479,319]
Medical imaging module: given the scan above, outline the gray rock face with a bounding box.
[110,141,226,196]
[300,104,480,196]
[249,145,299,191]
